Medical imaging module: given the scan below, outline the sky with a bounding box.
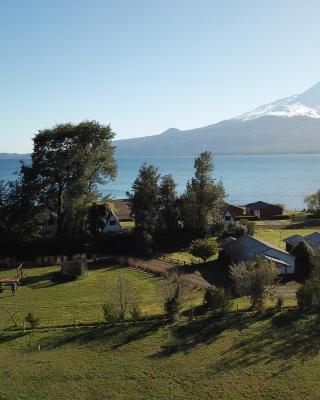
[1,0,320,153]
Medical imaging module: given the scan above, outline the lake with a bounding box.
[0,154,319,210]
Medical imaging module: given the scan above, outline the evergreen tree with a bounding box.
[158,174,180,232]
[182,151,225,236]
[128,164,160,255]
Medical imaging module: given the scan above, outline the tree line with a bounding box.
[0,120,227,256]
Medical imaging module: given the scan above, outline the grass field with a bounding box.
[2,310,320,399]
[1,261,315,399]
[0,263,204,329]
[254,227,317,249]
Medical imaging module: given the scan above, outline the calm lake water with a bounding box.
[1,154,319,210]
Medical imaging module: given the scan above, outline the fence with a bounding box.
[0,302,164,332]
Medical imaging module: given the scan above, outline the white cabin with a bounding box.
[102,212,124,234]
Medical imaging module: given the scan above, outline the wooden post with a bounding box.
[98,315,100,327]
[23,320,25,334]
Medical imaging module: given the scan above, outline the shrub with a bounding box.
[275,294,284,312]
[296,279,320,311]
[25,312,40,329]
[102,301,119,323]
[204,286,232,316]
[230,257,278,309]
[189,238,219,263]
[164,285,184,322]
[129,299,142,321]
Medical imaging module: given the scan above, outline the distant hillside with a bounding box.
[0,153,30,159]
[115,82,320,156]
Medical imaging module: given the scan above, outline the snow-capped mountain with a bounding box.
[115,82,320,155]
[236,82,320,121]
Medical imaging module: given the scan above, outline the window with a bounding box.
[109,220,117,226]
[225,216,232,221]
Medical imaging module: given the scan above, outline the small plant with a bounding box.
[130,298,142,321]
[102,301,119,323]
[204,286,232,316]
[164,285,183,323]
[296,279,320,311]
[275,294,284,312]
[25,312,40,329]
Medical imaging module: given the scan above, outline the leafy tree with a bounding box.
[182,151,225,236]
[189,238,219,263]
[162,273,189,322]
[203,286,232,316]
[291,240,314,281]
[158,174,180,232]
[0,177,44,241]
[88,203,110,237]
[304,190,320,215]
[22,121,116,237]
[230,258,278,309]
[128,164,160,255]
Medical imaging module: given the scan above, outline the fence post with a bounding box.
[98,314,100,327]
[23,320,25,334]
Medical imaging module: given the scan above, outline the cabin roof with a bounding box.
[245,201,282,210]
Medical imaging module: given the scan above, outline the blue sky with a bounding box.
[1,0,320,152]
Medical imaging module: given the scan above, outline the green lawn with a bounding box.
[254,227,317,249]
[0,263,204,330]
[2,310,320,399]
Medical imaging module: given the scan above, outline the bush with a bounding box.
[296,279,320,311]
[230,257,278,309]
[102,301,119,323]
[189,238,219,263]
[275,294,284,312]
[164,286,183,322]
[130,299,142,321]
[25,312,40,329]
[291,240,314,281]
[204,287,232,316]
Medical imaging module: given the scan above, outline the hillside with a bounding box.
[115,83,320,156]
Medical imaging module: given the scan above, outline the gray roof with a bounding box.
[283,234,303,246]
[224,235,295,267]
[283,232,320,250]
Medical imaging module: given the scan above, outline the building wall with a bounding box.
[260,205,283,218]
[102,215,124,233]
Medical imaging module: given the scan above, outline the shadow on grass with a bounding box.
[23,272,78,289]
[211,309,320,374]
[42,320,166,351]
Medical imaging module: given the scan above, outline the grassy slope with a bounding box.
[0,264,202,329]
[2,311,320,400]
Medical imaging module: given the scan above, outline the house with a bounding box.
[222,203,244,229]
[245,201,283,219]
[102,210,124,234]
[283,232,320,253]
[107,199,132,222]
[223,235,295,274]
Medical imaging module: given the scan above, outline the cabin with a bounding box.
[223,235,295,274]
[107,199,132,222]
[245,201,283,219]
[102,211,124,234]
[283,232,320,253]
[222,203,244,229]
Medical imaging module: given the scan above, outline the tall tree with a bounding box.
[128,163,160,254]
[22,121,116,237]
[182,151,225,235]
[158,174,180,232]
[304,189,320,215]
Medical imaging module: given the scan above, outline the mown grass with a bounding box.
[254,227,317,249]
[2,309,320,399]
[0,264,202,329]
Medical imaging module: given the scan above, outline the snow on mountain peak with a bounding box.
[235,82,320,121]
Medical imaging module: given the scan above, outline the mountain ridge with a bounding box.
[115,82,320,156]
